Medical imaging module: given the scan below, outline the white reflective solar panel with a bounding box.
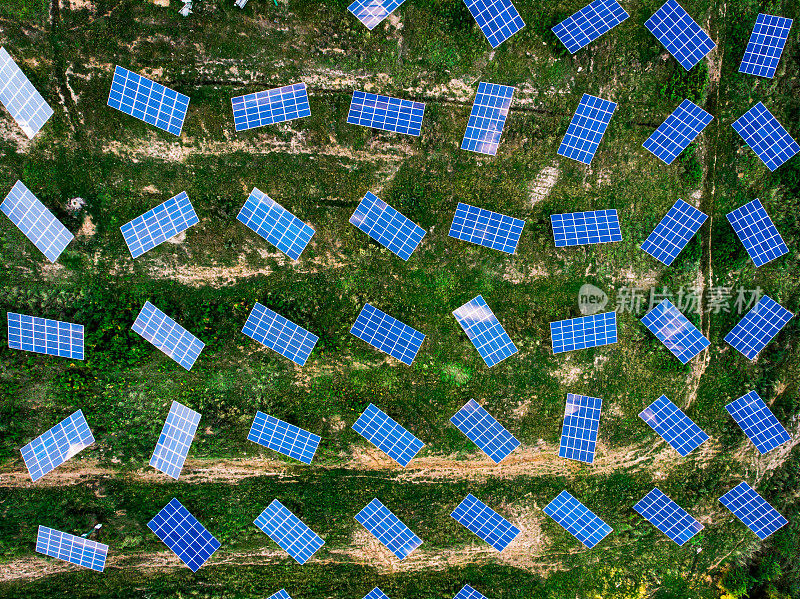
[724,295,793,359]
[633,488,703,545]
[639,395,709,456]
[248,411,321,464]
[21,410,94,482]
[643,99,713,164]
[462,0,525,48]
[347,91,425,136]
[0,47,53,138]
[349,191,425,260]
[739,14,793,78]
[641,299,709,364]
[452,295,518,367]
[132,302,204,371]
[242,302,319,366]
[364,589,391,599]
[36,526,108,572]
[552,0,629,53]
[352,403,424,467]
[719,481,788,540]
[559,393,602,463]
[543,490,612,548]
[450,398,520,463]
[350,304,425,365]
[453,586,487,599]
[149,401,201,479]
[237,187,315,260]
[451,493,520,551]
[254,499,325,564]
[550,311,617,354]
[732,102,800,171]
[7,312,84,360]
[449,202,525,254]
[148,498,220,572]
[557,94,616,165]
[120,191,198,259]
[640,199,707,265]
[726,198,787,267]
[461,82,515,155]
[107,66,189,136]
[725,390,790,454]
[231,83,310,131]
[354,498,423,560]
[645,0,715,70]
[348,0,407,29]
[551,209,622,246]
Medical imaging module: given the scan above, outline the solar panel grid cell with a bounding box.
[237,188,315,260]
[20,410,95,482]
[349,192,425,260]
[559,394,602,463]
[254,499,325,564]
[639,395,709,456]
[242,302,319,366]
[633,488,703,545]
[231,83,311,131]
[451,494,520,551]
[354,498,423,560]
[347,91,425,136]
[147,498,220,572]
[248,411,321,464]
[739,14,793,78]
[7,313,84,360]
[550,311,618,354]
[725,391,790,454]
[350,304,425,365]
[543,490,612,548]
[462,0,525,48]
[132,302,205,371]
[352,403,424,467]
[120,191,199,259]
[149,401,201,479]
[107,66,189,135]
[36,526,108,572]
[348,0,407,29]
[449,203,525,254]
[732,102,800,171]
[453,586,488,599]
[640,199,707,265]
[450,398,520,463]
[726,198,788,267]
[550,209,622,246]
[724,295,793,359]
[645,0,716,70]
[641,299,709,363]
[643,99,713,164]
[452,295,518,367]
[719,482,788,540]
[461,82,515,155]
[0,47,54,138]
[557,94,617,164]
[552,0,630,53]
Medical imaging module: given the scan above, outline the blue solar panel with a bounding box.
[645,0,715,70]
[1,180,73,262]
[347,91,425,136]
[242,302,319,366]
[0,47,53,138]
[36,526,108,572]
[352,403,424,467]
[559,394,602,464]
[643,99,713,164]
[732,102,800,171]
[725,391,790,454]
[461,82,515,155]
[254,499,324,564]
[739,14,793,78]
[726,198,788,267]
[149,401,201,479]
[719,482,788,540]
[640,199,707,265]
[7,312,83,360]
[237,187,315,260]
[107,66,189,135]
[633,488,703,545]
[120,191,199,259]
[452,295,518,367]
[132,302,205,371]
[148,498,220,572]
[350,303,425,366]
[451,494,520,551]
[463,0,525,48]
[639,395,709,456]
[550,209,621,246]
[641,299,709,364]
[552,0,629,53]
[543,491,612,548]
[450,398,520,464]
[364,589,391,599]
[449,203,525,254]
[348,0,406,29]
[268,590,293,599]
[724,295,793,360]
[248,411,321,464]
[453,586,487,599]
[550,311,617,354]
[354,498,423,560]
[20,410,94,482]
[349,191,425,261]
[231,83,310,132]
[557,94,616,165]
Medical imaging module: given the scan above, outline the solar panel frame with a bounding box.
[149,401,201,479]
[639,395,709,457]
[542,490,612,548]
[254,499,325,564]
[462,0,525,48]
[461,82,515,155]
[557,94,617,165]
[719,481,788,540]
[552,0,630,54]
[364,589,392,599]
[726,198,788,267]
[724,295,793,360]
[347,90,425,136]
[640,199,708,265]
[237,187,315,260]
[349,191,425,261]
[242,302,319,366]
[453,586,488,599]
[20,410,94,482]
[559,394,602,464]
[350,303,425,366]
[348,0,407,29]
[641,299,709,364]
[0,47,54,139]
[36,526,108,572]
[449,202,525,254]
[550,209,622,246]
[147,498,220,572]
[354,498,423,560]
[352,403,424,467]
[645,0,716,70]
[248,411,321,464]
[732,102,800,171]
[231,83,311,132]
[450,493,520,552]
[450,398,520,464]
[107,65,189,136]
[132,302,205,371]
[7,312,84,360]
[633,488,703,545]
[452,295,518,367]
[739,14,793,78]
[550,311,617,354]
[120,191,199,259]
[725,390,790,454]
[643,99,713,164]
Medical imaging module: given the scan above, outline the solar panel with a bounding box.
[350,192,425,260]
[557,94,616,165]
[451,494,520,551]
[347,90,425,136]
[352,403,424,467]
[36,526,108,572]
[732,102,800,171]
[633,488,703,545]
[120,191,199,259]
[725,390,790,454]
[639,395,709,456]
[231,83,311,132]
[552,0,629,54]
[1,180,73,262]
[726,198,788,267]
[453,586,487,599]
[7,313,84,360]
[724,295,793,360]
[107,65,189,136]
[449,202,525,254]
[147,498,220,572]
[550,311,617,354]
[739,14,793,78]
[348,0,407,29]
[132,302,205,371]
[149,401,201,479]
[641,299,709,364]
[559,394,602,464]
[248,411,321,464]
[254,499,324,564]
[268,590,293,599]
[364,589,391,599]
[242,302,318,366]
[21,410,94,482]
[237,187,315,260]
[550,209,622,246]
[350,303,425,366]
[640,199,707,265]
[0,47,54,138]
[452,295,518,367]
[461,82,515,155]
[719,481,788,540]
[354,498,423,560]
[542,490,612,548]
[450,398,520,463]
[643,99,713,164]
[645,0,715,70]
[462,0,525,48]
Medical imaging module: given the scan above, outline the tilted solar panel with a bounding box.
[120,191,199,259]
[352,403,424,467]
[268,590,293,599]
[449,202,525,254]
[231,83,311,132]
[559,394,602,464]
[461,82,515,155]
[364,588,391,599]
[237,187,315,260]
[0,47,54,138]
[36,526,108,572]
[107,66,189,135]
[350,304,425,365]
[149,401,201,479]
[452,295,518,367]
[552,0,629,54]
[349,191,425,261]
[248,411,321,464]
[557,94,616,165]
[543,490,612,548]
[451,494,520,551]
[641,299,709,364]
[643,99,713,164]
[21,410,94,482]
[347,91,425,136]
[550,311,617,354]
[132,302,205,371]
[639,395,709,456]
[551,209,622,246]
[645,0,715,70]
[719,482,788,540]
[148,498,220,572]
[242,302,319,366]
[462,0,525,48]
[726,198,787,267]
[724,295,793,359]
[1,180,73,262]
[633,488,703,545]
[640,199,707,266]
[254,499,325,564]
[348,0,407,29]
[732,102,800,171]
[354,498,423,560]
[453,586,488,599]
[450,398,520,463]
[725,390,790,454]
[739,14,793,78]
[7,313,84,360]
